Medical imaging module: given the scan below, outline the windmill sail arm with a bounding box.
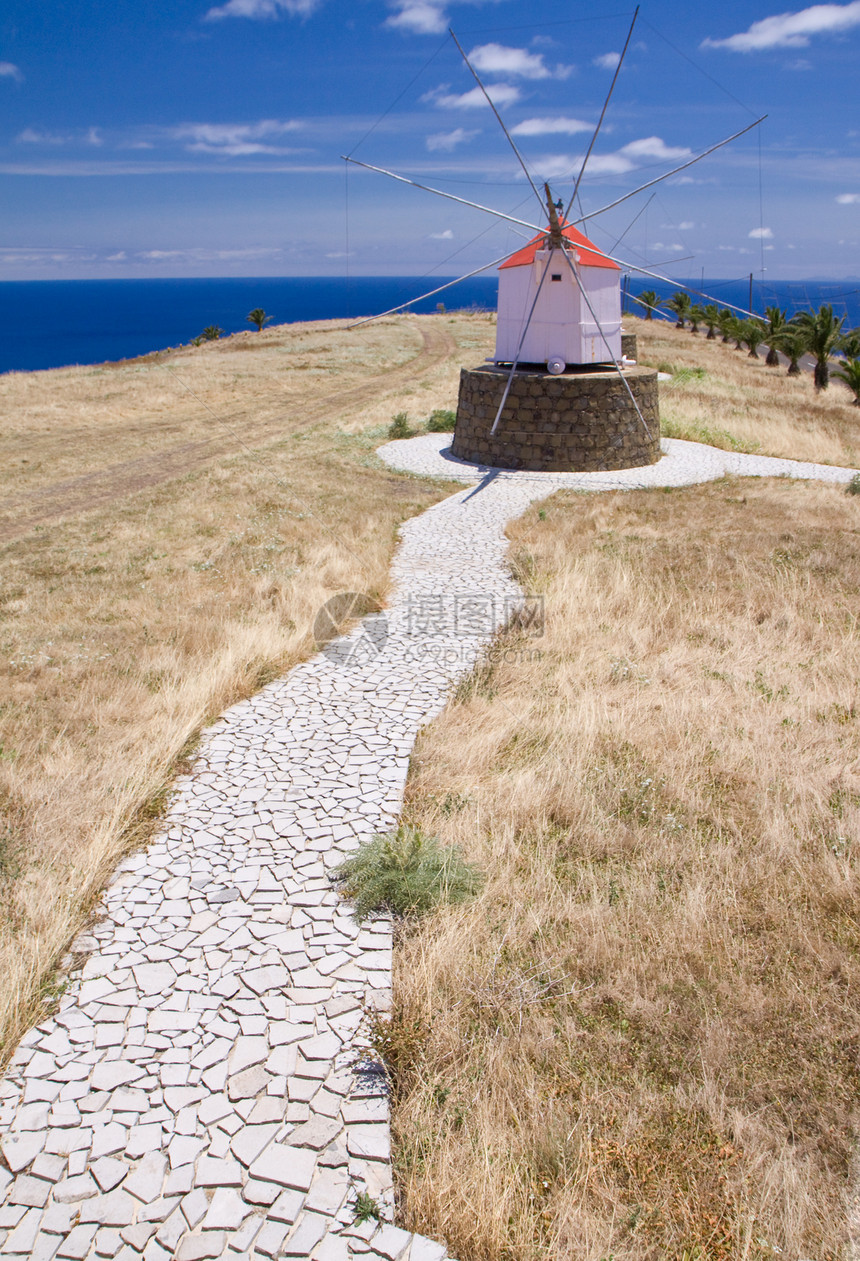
[558,249,652,440]
[590,245,759,320]
[341,156,545,235]
[563,4,639,222]
[449,27,546,218]
[347,253,511,329]
[489,250,557,436]
[575,115,767,226]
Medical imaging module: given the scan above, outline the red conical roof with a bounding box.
[499,220,620,271]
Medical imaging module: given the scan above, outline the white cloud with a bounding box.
[16,127,102,146]
[620,137,691,162]
[593,51,621,69]
[205,0,319,19]
[137,248,280,261]
[385,2,447,34]
[172,119,302,155]
[430,229,454,239]
[529,154,578,179]
[468,43,551,79]
[837,192,860,203]
[678,221,695,230]
[702,2,860,51]
[749,226,774,238]
[17,128,66,145]
[426,127,479,152]
[106,252,127,261]
[584,153,639,176]
[0,62,23,82]
[511,116,591,136]
[423,83,521,109]
[524,135,692,182]
[652,241,685,252]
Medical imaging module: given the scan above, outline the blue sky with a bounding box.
[1,1,859,282]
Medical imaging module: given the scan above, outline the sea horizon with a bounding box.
[1,274,858,377]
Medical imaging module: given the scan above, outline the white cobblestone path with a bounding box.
[0,435,856,1261]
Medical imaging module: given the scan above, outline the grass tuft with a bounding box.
[332,825,482,921]
[426,408,457,432]
[389,411,413,438]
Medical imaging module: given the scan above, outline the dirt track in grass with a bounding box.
[0,321,457,542]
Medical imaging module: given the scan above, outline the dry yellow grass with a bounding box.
[393,477,860,1260]
[631,314,860,465]
[0,311,495,1057]
[6,300,860,1254]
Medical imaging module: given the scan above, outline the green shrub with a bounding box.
[333,825,482,921]
[426,408,457,432]
[846,473,860,496]
[351,1191,381,1224]
[388,412,412,439]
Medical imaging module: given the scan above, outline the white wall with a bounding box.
[494,248,621,366]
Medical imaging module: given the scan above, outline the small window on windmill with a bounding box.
[551,273,562,282]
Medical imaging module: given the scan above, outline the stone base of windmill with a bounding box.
[621,332,638,360]
[451,365,661,472]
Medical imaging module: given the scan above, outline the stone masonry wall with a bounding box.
[621,332,638,360]
[451,365,661,472]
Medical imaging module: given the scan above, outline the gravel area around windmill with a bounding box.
[0,434,856,1261]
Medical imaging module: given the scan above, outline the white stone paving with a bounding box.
[378,431,860,491]
[0,433,856,1261]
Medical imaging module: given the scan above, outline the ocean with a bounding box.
[1,275,858,376]
[0,276,498,376]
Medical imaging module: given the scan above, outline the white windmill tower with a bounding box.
[494,190,623,373]
[344,12,764,472]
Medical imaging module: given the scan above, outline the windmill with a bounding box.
[344,10,765,472]
[493,188,624,374]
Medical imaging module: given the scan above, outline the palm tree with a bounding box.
[637,290,660,320]
[835,358,860,406]
[688,304,706,335]
[702,304,721,340]
[739,317,766,359]
[763,306,787,367]
[839,327,860,361]
[792,303,845,390]
[665,292,692,329]
[717,308,735,344]
[246,308,272,332]
[201,325,224,342]
[773,325,805,376]
[722,314,744,350]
